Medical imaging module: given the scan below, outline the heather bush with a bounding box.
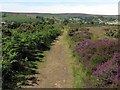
[75,39,119,87]
[76,40,118,70]
[93,53,120,87]
[68,28,93,45]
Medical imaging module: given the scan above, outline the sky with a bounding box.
[0,0,119,15]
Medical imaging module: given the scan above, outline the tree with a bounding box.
[63,19,69,25]
[36,16,45,24]
[2,13,7,17]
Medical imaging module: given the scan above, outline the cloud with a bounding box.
[0,0,119,3]
[0,3,118,15]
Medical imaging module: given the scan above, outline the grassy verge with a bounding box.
[65,27,97,88]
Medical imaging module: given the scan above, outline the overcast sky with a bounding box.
[0,0,119,15]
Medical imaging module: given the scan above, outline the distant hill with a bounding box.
[2,12,118,18]
[1,12,118,24]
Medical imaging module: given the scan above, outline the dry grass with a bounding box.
[88,26,116,40]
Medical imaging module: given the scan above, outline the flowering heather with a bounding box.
[76,39,117,51]
[72,31,93,42]
[93,53,120,75]
[111,71,120,82]
[93,52,120,84]
[68,28,93,44]
[76,40,94,51]
[76,39,117,56]
[76,39,118,70]
[69,27,119,87]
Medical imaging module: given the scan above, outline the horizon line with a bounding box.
[1,11,118,16]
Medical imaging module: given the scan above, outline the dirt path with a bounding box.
[25,30,73,88]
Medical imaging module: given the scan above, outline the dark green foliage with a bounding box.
[36,16,45,24]
[2,22,62,89]
[106,29,120,38]
[7,21,21,29]
[63,19,69,25]
[2,13,7,17]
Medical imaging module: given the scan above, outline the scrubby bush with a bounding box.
[106,29,120,38]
